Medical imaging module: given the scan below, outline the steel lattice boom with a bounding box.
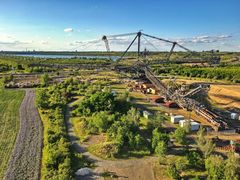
[102,31,228,131]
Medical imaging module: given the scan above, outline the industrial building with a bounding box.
[179,119,200,131]
[171,115,184,124]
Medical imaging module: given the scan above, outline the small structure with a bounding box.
[231,113,239,120]
[141,83,155,89]
[164,101,179,108]
[171,115,184,124]
[147,87,159,95]
[179,119,200,131]
[143,110,153,119]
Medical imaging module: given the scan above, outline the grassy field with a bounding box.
[0,89,25,179]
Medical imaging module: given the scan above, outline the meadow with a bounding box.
[0,90,25,179]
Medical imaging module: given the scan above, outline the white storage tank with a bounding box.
[171,115,184,124]
[231,113,239,120]
[179,119,200,131]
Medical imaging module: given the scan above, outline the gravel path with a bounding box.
[66,104,157,180]
[4,89,43,180]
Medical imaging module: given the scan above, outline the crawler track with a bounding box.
[4,89,43,180]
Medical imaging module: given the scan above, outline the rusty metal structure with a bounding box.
[102,31,228,131]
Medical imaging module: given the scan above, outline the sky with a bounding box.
[0,0,240,51]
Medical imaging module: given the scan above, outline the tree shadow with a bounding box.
[183,174,207,180]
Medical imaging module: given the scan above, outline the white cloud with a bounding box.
[174,34,233,45]
[218,35,232,38]
[0,40,31,46]
[64,28,73,33]
[40,40,49,45]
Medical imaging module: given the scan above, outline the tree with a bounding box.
[49,88,66,108]
[89,111,116,133]
[107,121,128,149]
[147,113,166,131]
[205,155,225,180]
[196,127,215,158]
[224,151,240,180]
[126,107,140,125]
[187,151,204,169]
[167,164,181,180]
[152,128,169,150]
[36,88,50,109]
[173,127,187,145]
[155,141,167,157]
[77,91,115,116]
[41,73,50,87]
[134,134,143,150]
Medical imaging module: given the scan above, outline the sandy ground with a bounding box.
[66,104,158,180]
[208,84,240,112]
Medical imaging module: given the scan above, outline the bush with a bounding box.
[37,84,73,179]
[152,128,169,150]
[205,155,225,180]
[173,127,187,145]
[88,111,116,133]
[175,156,189,171]
[167,164,181,180]
[155,141,167,157]
[187,151,204,170]
[76,91,115,116]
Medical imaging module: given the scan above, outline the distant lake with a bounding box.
[4,53,120,61]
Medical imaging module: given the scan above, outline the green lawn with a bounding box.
[0,89,25,179]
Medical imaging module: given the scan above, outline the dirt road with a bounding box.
[4,89,43,180]
[66,105,157,180]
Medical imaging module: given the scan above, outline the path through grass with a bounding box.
[0,89,24,179]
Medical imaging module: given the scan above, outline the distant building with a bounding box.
[171,115,184,124]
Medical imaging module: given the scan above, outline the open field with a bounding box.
[208,84,240,111]
[0,90,24,179]
[4,89,43,180]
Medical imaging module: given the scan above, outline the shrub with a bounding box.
[155,141,167,157]
[173,127,187,145]
[205,155,225,180]
[187,151,204,170]
[175,156,189,171]
[167,164,181,180]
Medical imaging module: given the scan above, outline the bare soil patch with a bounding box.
[208,84,240,112]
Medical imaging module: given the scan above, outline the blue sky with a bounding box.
[0,0,239,51]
